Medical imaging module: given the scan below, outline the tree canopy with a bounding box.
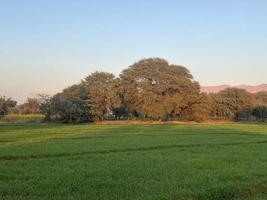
[120,58,200,119]
[211,88,254,120]
[84,72,121,121]
[52,84,91,123]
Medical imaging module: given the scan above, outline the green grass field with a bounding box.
[1,123,267,200]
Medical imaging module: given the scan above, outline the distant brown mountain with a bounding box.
[201,84,267,94]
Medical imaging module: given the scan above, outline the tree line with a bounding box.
[1,58,267,123]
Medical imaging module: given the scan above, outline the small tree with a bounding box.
[38,94,54,122]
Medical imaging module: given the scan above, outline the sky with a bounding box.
[0,0,267,103]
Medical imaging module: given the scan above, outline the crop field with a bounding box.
[1,123,267,200]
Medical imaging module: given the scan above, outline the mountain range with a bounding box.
[201,84,267,94]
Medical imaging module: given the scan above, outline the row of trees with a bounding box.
[1,58,267,123]
[0,97,40,116]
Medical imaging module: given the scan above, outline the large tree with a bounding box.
[120,58,200,119]
[84,72,121,120]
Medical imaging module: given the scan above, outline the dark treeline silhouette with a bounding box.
[1,58,267,123]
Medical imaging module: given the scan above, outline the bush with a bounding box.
[53,96,91,123]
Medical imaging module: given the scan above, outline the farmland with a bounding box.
[1,123,267,200]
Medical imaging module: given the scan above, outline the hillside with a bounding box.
[201,84,267,93]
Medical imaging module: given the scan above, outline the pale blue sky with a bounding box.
[0,0,267,103]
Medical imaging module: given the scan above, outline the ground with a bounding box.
[0,123,267,200]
